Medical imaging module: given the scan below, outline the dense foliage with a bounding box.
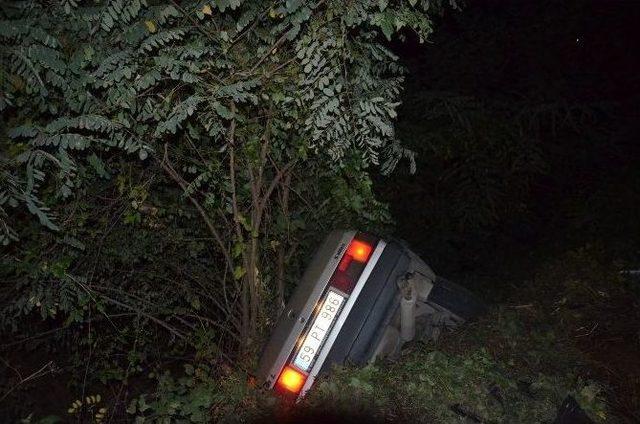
[0,0,454,420]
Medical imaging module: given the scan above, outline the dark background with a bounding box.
[376,1,640,420]
[379,0,640,278]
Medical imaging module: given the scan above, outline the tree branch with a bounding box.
[158,143,234,274]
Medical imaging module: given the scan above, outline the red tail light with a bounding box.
[333,238,374,293]
[338,239,373,271]
[347,239,373,263]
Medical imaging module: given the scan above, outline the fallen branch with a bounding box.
[0,359,54,403]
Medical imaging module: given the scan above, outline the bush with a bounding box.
[0,0,451,420]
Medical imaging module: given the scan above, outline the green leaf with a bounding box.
[25,195,59,231]
[87,154,110,179]
[237,214,252,232]
[212,101,234,119]
[232,242,244,258]
[233,265,246,280]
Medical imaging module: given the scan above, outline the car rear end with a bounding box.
[256,229,483,399]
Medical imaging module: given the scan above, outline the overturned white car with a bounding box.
[257,230,484,399]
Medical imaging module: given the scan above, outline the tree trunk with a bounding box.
[275,172,292,311]
[247,234,259,343]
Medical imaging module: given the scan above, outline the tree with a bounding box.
[1,0,450,354]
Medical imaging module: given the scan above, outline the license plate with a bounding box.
[292,290,345,372]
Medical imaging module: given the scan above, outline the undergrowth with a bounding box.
[16,246,638,423]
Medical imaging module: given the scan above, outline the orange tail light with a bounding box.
[276,365,306,394]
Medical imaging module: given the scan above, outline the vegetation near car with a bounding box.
[0,0,448,420]
[1,0,441,348]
